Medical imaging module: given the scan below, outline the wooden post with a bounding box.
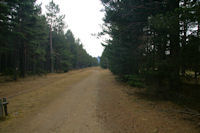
[0,99,3,118]
[3,98,8,116]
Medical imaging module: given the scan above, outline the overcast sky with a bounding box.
[37,0,105,57]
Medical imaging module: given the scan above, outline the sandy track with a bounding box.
[0,68,105,133]
[12,70,104,133]
[0,67,199,133]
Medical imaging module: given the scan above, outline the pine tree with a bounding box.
[45,0,65,73]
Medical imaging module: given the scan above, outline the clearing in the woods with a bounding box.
[0,67,199,133]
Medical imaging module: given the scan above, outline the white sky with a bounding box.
[37,0,105,57]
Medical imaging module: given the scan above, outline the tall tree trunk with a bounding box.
[181,0,187,76]
[50,26,54,73]
[168,0,181,89]
[14,49,18,80]
[0,54,2,73]
[21,44,26,77]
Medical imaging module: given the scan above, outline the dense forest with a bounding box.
[0,0,98,79]
[100,0,200,109]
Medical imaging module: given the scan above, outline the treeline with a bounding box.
[0,0,98,79]
[100,0,200,90]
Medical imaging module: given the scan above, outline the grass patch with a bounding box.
[125,75,146,88]
[133,81,200,113]
[116,74,146,88]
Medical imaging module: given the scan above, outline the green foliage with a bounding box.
[0,0,98,79]
[100,0,200,91]
[181,36,200,73]
[46,0,65,33]
[100,46,108,69]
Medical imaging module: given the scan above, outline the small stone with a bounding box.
[14,112,19,116]
[141,118,147,121]
[153,128,159,133]
[197,122,200,127]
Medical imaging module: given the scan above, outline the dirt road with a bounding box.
[0,67,199,133]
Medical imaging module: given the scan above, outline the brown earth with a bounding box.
[0,67,199,133]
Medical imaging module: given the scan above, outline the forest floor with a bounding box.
[0,67,199,133]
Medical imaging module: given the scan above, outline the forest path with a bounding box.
[0,67,199,133]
